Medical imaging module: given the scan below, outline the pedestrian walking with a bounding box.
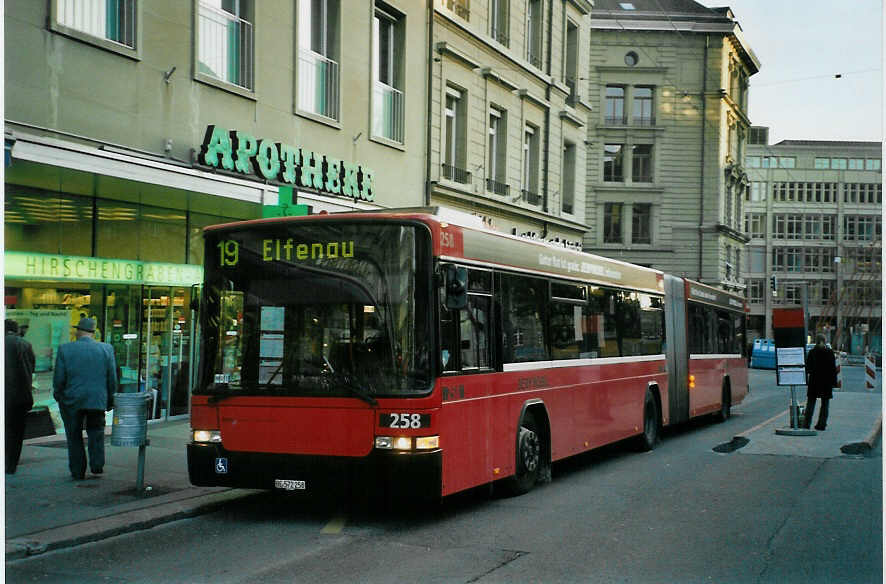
[52,317,118,479]
[803,334,837,431]
[5,319,36,474]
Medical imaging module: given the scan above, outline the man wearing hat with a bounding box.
[53,317,118,479]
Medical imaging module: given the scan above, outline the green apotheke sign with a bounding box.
[6,252,203,286]
[198,125,375,203]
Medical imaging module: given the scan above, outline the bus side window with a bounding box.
[460,295,491,369]
[440,306,459,372]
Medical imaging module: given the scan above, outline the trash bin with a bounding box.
[111,392,150,447]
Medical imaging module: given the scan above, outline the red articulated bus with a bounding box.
[188,207,748,499]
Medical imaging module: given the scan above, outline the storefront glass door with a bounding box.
[141,286,192,419]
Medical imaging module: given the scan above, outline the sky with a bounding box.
[698,0,883,144]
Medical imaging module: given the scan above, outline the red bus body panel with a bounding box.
[438,358,667,496]
[688,356,748,417]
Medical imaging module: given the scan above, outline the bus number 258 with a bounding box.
[381,413,430,429]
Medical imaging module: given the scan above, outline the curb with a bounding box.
[840,414,883,456]
[6,489,261,561]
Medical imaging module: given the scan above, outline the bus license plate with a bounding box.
[274,479,306,491]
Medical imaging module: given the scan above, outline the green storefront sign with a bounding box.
[198,125,375,203]
[5,252,203,286]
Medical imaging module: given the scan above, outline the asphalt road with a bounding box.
[7,369,882,584]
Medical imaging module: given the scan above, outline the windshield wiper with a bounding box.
[330,373,378,406]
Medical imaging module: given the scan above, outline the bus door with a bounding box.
[664,274,689,424]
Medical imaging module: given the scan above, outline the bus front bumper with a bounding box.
[187,442,442,499]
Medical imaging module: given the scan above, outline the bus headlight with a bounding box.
[415,436,439,450]
[375,436,440,451]
[193,430,222,443]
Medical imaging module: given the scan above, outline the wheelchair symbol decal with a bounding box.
[215,458,229,474]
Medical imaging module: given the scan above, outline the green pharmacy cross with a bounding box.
[263,186,309,218]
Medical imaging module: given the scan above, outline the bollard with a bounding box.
[111,392,151,492]
[865,354,877,391]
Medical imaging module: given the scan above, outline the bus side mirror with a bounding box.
[443,265,468,310]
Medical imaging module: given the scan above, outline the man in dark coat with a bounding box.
[5,319,36,474]
[803,334,838,431]
[53,317,118,480]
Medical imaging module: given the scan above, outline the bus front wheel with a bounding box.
[504,411,541,495]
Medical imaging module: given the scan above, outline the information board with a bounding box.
[776,347,807,386]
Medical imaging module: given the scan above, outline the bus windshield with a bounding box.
[197,221,433,399]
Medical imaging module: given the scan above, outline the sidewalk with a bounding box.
[6,389,882,562]
[5,419,259,561]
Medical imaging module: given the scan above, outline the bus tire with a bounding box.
[636,389,660,452]
[715,382,732,423]
[504,410,541,496]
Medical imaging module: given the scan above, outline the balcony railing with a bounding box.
[632,115,656,126]
[58,0,136,48]
[442,163,471,185]
[604,116,627,126]
[299,48,340,121]
[522,189,541,206]
[372,82,404,143]
[198,2,254,90]
[486,178,510,197]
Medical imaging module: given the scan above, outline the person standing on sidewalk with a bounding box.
[5,319,35,474]
[803,334,838,431]
[53,317,117,480]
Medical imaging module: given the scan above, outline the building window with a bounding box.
[298,0,340,120]
[746,213,766,238]
[632,203,651,244]
[777,157,795,169]
[815,157,830,169]
[197,0,254,90]
[849,158,865,170]
[526,0,543,68]
[748,127,768,145]
[603,203,623,243]
[603,144,623,182]
[487,107,509,196]
[522,125,541,205]
[372,5,404,143]
[748,280,764,303]
[624,51,638,66]
[443,87,470,184]
[631,144,653,182]
[605,86,625,125]
[632,86,654,126]
[831,158,847,169]
[55,0,137,49]
[490,0,509,45]
[564,20,579,104]
[750,182,766,202]
[843,215,882,242]
[561,141,576,214]
[866,159,881,170]
[746,156,761,168]
[773,247,803,272]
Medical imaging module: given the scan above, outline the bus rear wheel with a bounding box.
[636,389,660,451]
[715,383,732,423]
[504,411,541,495]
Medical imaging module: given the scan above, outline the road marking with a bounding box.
[321,513,348,534]
[737,409,788,437]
